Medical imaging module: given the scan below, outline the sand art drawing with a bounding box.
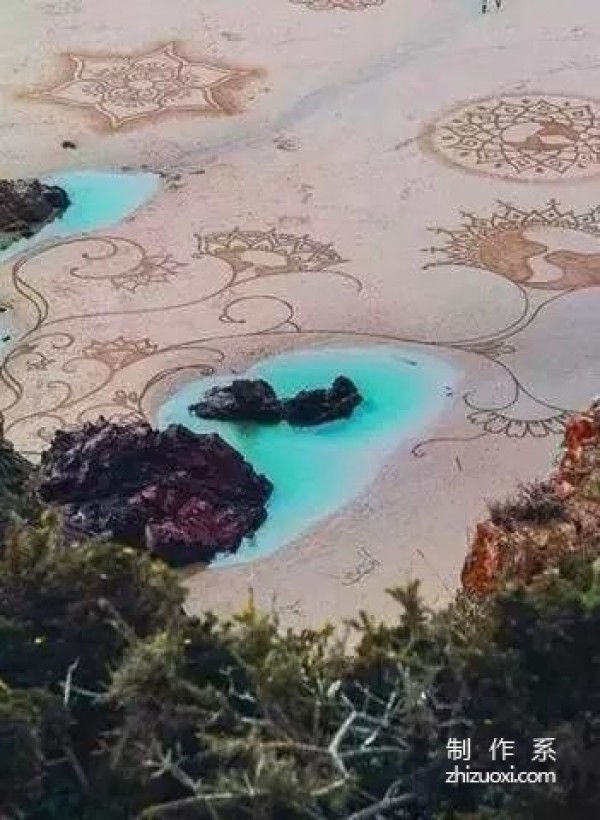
[195,227,350,278]
[1,203,592,463]
[30,43,259,130]
[424,200,600,291]
[411,198,600,448]
[336,548,382,586]
[422,95,600,181]
[0,229,360,455]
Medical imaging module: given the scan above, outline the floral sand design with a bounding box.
[421,95,600,181]
[412,198,600,450]
[29,43,259,130]
[425,200,600,291]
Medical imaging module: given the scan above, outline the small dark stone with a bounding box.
[38,418,273,566]
[61,140,77,149]
[190,379,283,423]
[283,376,362,426]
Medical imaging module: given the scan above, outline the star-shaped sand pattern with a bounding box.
[34,43,252,128]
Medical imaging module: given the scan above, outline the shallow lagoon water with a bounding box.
[0,170,159,264]
[157,346,457,567]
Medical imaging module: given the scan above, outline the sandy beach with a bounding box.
[2,0,600,625]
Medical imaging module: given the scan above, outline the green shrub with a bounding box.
[0,520,598,819]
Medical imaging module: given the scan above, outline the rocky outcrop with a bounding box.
[283,376,361,426]
[0,179,69,250]
[190,375,362,427]
[190,379,282,422]
[461,401,600,595]
[38,419,273,566]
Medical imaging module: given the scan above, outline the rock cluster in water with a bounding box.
[38,419,273,566]
[190,376,362,426]
[0,178,69,250]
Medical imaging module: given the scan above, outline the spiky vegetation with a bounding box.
[0,516,599,820]
[487,481,569,529]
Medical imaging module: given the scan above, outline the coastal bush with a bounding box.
[0,516,598,819]
[0,431,40,545]
[487,481,569,528]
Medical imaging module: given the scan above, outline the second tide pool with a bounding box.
[157,346,457,567]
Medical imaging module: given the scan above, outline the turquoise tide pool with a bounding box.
[157,346,457,567]
[0,170,159,264]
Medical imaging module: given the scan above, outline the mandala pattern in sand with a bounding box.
[422,95,600,181]
[31,42,258,129]
[424,199,600,291]
[196,227,349,277]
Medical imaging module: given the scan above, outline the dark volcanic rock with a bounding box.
[190,375,363,427]
[0,178,70,251]
[190,379,282,423]
[283,376,362,426]
[39,419,273,566]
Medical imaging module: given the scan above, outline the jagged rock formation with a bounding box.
[190,379,282,422]
[283,376,361,426]
[0,178,69,250]
[38,419,273,566]
[462,401,600,595]
[190,375,362,427]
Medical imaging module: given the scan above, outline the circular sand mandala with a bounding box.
[422,95,600,181]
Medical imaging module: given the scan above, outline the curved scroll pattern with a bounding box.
[0,229,360,455]
[0,208,594,460]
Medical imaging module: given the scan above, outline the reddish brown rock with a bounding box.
[39,419,272,566]
[462,401,600,596]
[461,522,503,595]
